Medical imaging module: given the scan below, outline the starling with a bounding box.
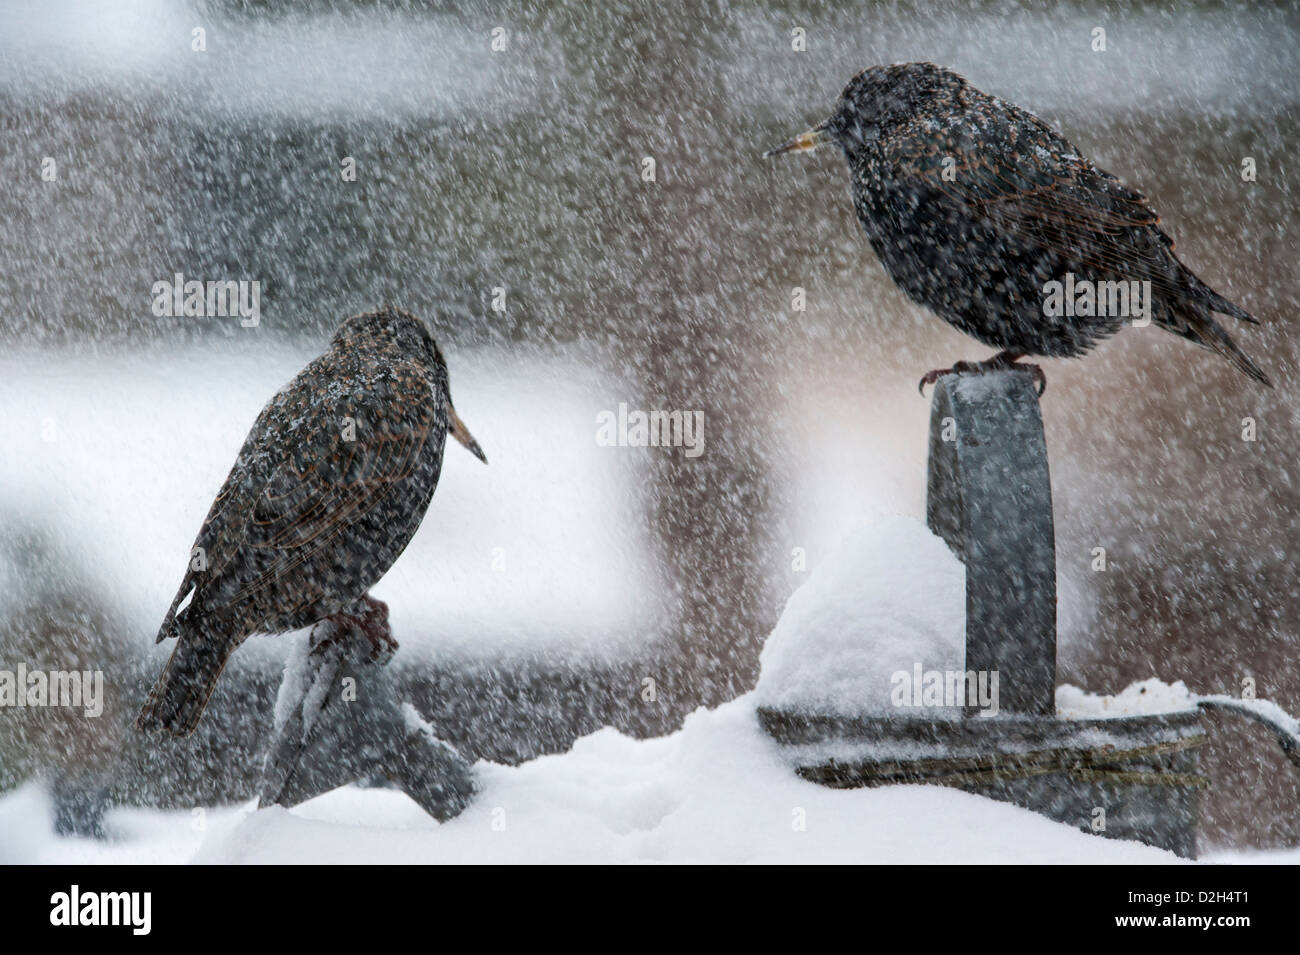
[766,62,1272,391]
[137,306,486,737]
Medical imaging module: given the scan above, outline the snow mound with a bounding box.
[756,516,966,716]
[1056,679,1197,719]
[186,695,1175,864]
[4,691,1296,863]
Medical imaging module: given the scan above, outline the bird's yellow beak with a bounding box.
[763,124,830,158]
[449,406,487,463]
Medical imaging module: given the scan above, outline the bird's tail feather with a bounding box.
[1179,306,1273,388]
[1193,278,1259,325]
[136,626,240,737]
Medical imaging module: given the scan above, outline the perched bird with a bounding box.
[766,62,1272,392]
[137,307,486,737]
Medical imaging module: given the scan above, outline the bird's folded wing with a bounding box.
[156,395,291,638]
[230,366,437,590]
[885,112,1190,297]
[162,361,436,629]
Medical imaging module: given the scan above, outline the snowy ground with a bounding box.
[2,693,1295,865]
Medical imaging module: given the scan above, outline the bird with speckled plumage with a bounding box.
[766,62,1272,392]
[137,306,486,737]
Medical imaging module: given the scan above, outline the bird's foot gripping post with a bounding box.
[258,601,475,822]
[918,352,1046,397]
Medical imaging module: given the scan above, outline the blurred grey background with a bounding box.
[0,0,1297,851]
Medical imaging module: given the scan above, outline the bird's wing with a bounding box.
[221,361,438,608]
[156,387,295,640]
[161,357,437,634]
[883,105,1186,292]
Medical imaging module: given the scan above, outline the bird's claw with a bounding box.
[312,595,398,666]
[918,356,1046,397]
[918,368,952,396]
[917,360,983,396]
[356,596,398,664]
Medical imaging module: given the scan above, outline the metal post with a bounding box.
[926,370,1056,716]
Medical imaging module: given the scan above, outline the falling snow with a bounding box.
[0,0,1297,865]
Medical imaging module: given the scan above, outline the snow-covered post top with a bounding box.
[926,370,1056,717]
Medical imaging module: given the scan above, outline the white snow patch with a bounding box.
[756,515,965,716]
[0,782,249,865]
[1195,694,1300,736]
[1056,678,1197,719]
[6,693,1298,864]
[192,696,1178,864]
[272,632,314,734]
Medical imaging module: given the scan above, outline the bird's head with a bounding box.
[764,62,965,161]
[334,307,487,464]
